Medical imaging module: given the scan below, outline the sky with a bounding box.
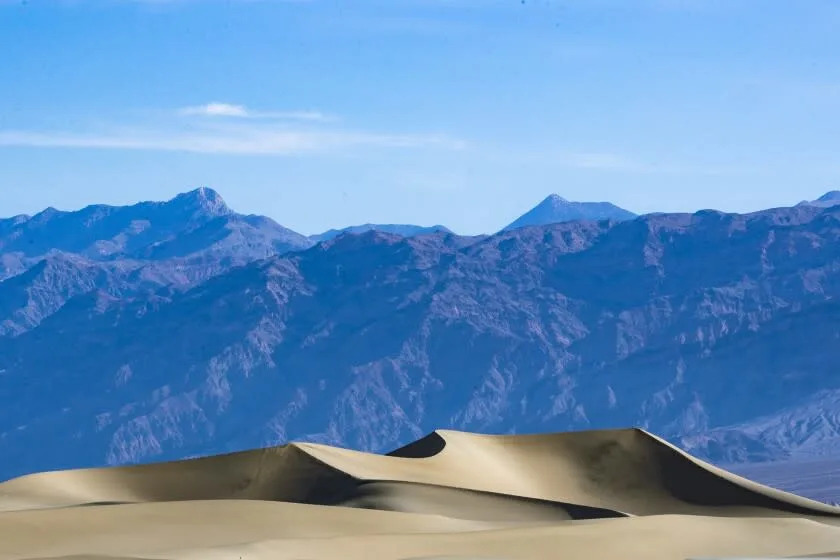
[0,0,838,235]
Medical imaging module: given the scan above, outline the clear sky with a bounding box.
[1,0,838,235]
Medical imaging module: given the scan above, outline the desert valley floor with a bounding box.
[0,428,839,560]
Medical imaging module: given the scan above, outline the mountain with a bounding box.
[0,188,314,335]
[504,194,637,230]
[1,200,840,480]
[310,223,453,243]
[0,187,311,269]
[799,191,840,209]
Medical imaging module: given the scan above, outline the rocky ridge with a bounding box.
[0,193,839,479]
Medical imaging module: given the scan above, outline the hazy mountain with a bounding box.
[0,188,311,271]
[504,194,637,231]
[798,191,840,209]
[1,200,839,480]
[0,188,314,335]
[310,224,453,243]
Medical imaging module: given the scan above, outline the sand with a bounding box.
[1,428,838,560]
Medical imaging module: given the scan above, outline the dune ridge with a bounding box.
[1,428,839,560]
[306,428,840,517]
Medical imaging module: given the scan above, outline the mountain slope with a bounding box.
[0,188,314,335]
[0,187,312,274]
[797,190,840,209]
[1,204,839,480]
[310,223,453,243]
[505,194,637,230]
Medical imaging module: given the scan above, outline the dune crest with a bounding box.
[303,428,840,517]
[1,428,839,560]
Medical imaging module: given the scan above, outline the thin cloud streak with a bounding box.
[0,126,466,155]
[180,102,249,117]
[179,102,333,122]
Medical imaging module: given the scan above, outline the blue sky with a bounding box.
[0,0,838,234]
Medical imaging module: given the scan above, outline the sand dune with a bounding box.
[1,428,839,560]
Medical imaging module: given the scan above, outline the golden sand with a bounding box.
[1,428,838,560]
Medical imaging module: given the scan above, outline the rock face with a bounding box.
[0,188,313,335]
[1,193,840,481]
[504,194,636,230]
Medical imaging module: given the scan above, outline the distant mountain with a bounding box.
[504,194,637,231]
[2,198,840,480]
[0,188,313,335]
[798,191,840,209]
[0,187,311,269]
[310,224,453,243]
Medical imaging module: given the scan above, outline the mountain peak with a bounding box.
[798,191,840,209]
[170,187,231,217]
[504,194,636,231]
[543,194,570,205]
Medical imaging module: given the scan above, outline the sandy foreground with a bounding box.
[0,428,838,560]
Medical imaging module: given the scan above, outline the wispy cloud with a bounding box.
[180,102,250,118]
[0,100,464,155]
[0,124,465,155]
[178,102,332,122]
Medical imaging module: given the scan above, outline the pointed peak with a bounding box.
[504,194,636,231]
[30,206,62,222]
[169,187,231,217]
[542,194,570,205]
[176,186,225,204]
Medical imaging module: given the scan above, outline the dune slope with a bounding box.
[1,428,839,560]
